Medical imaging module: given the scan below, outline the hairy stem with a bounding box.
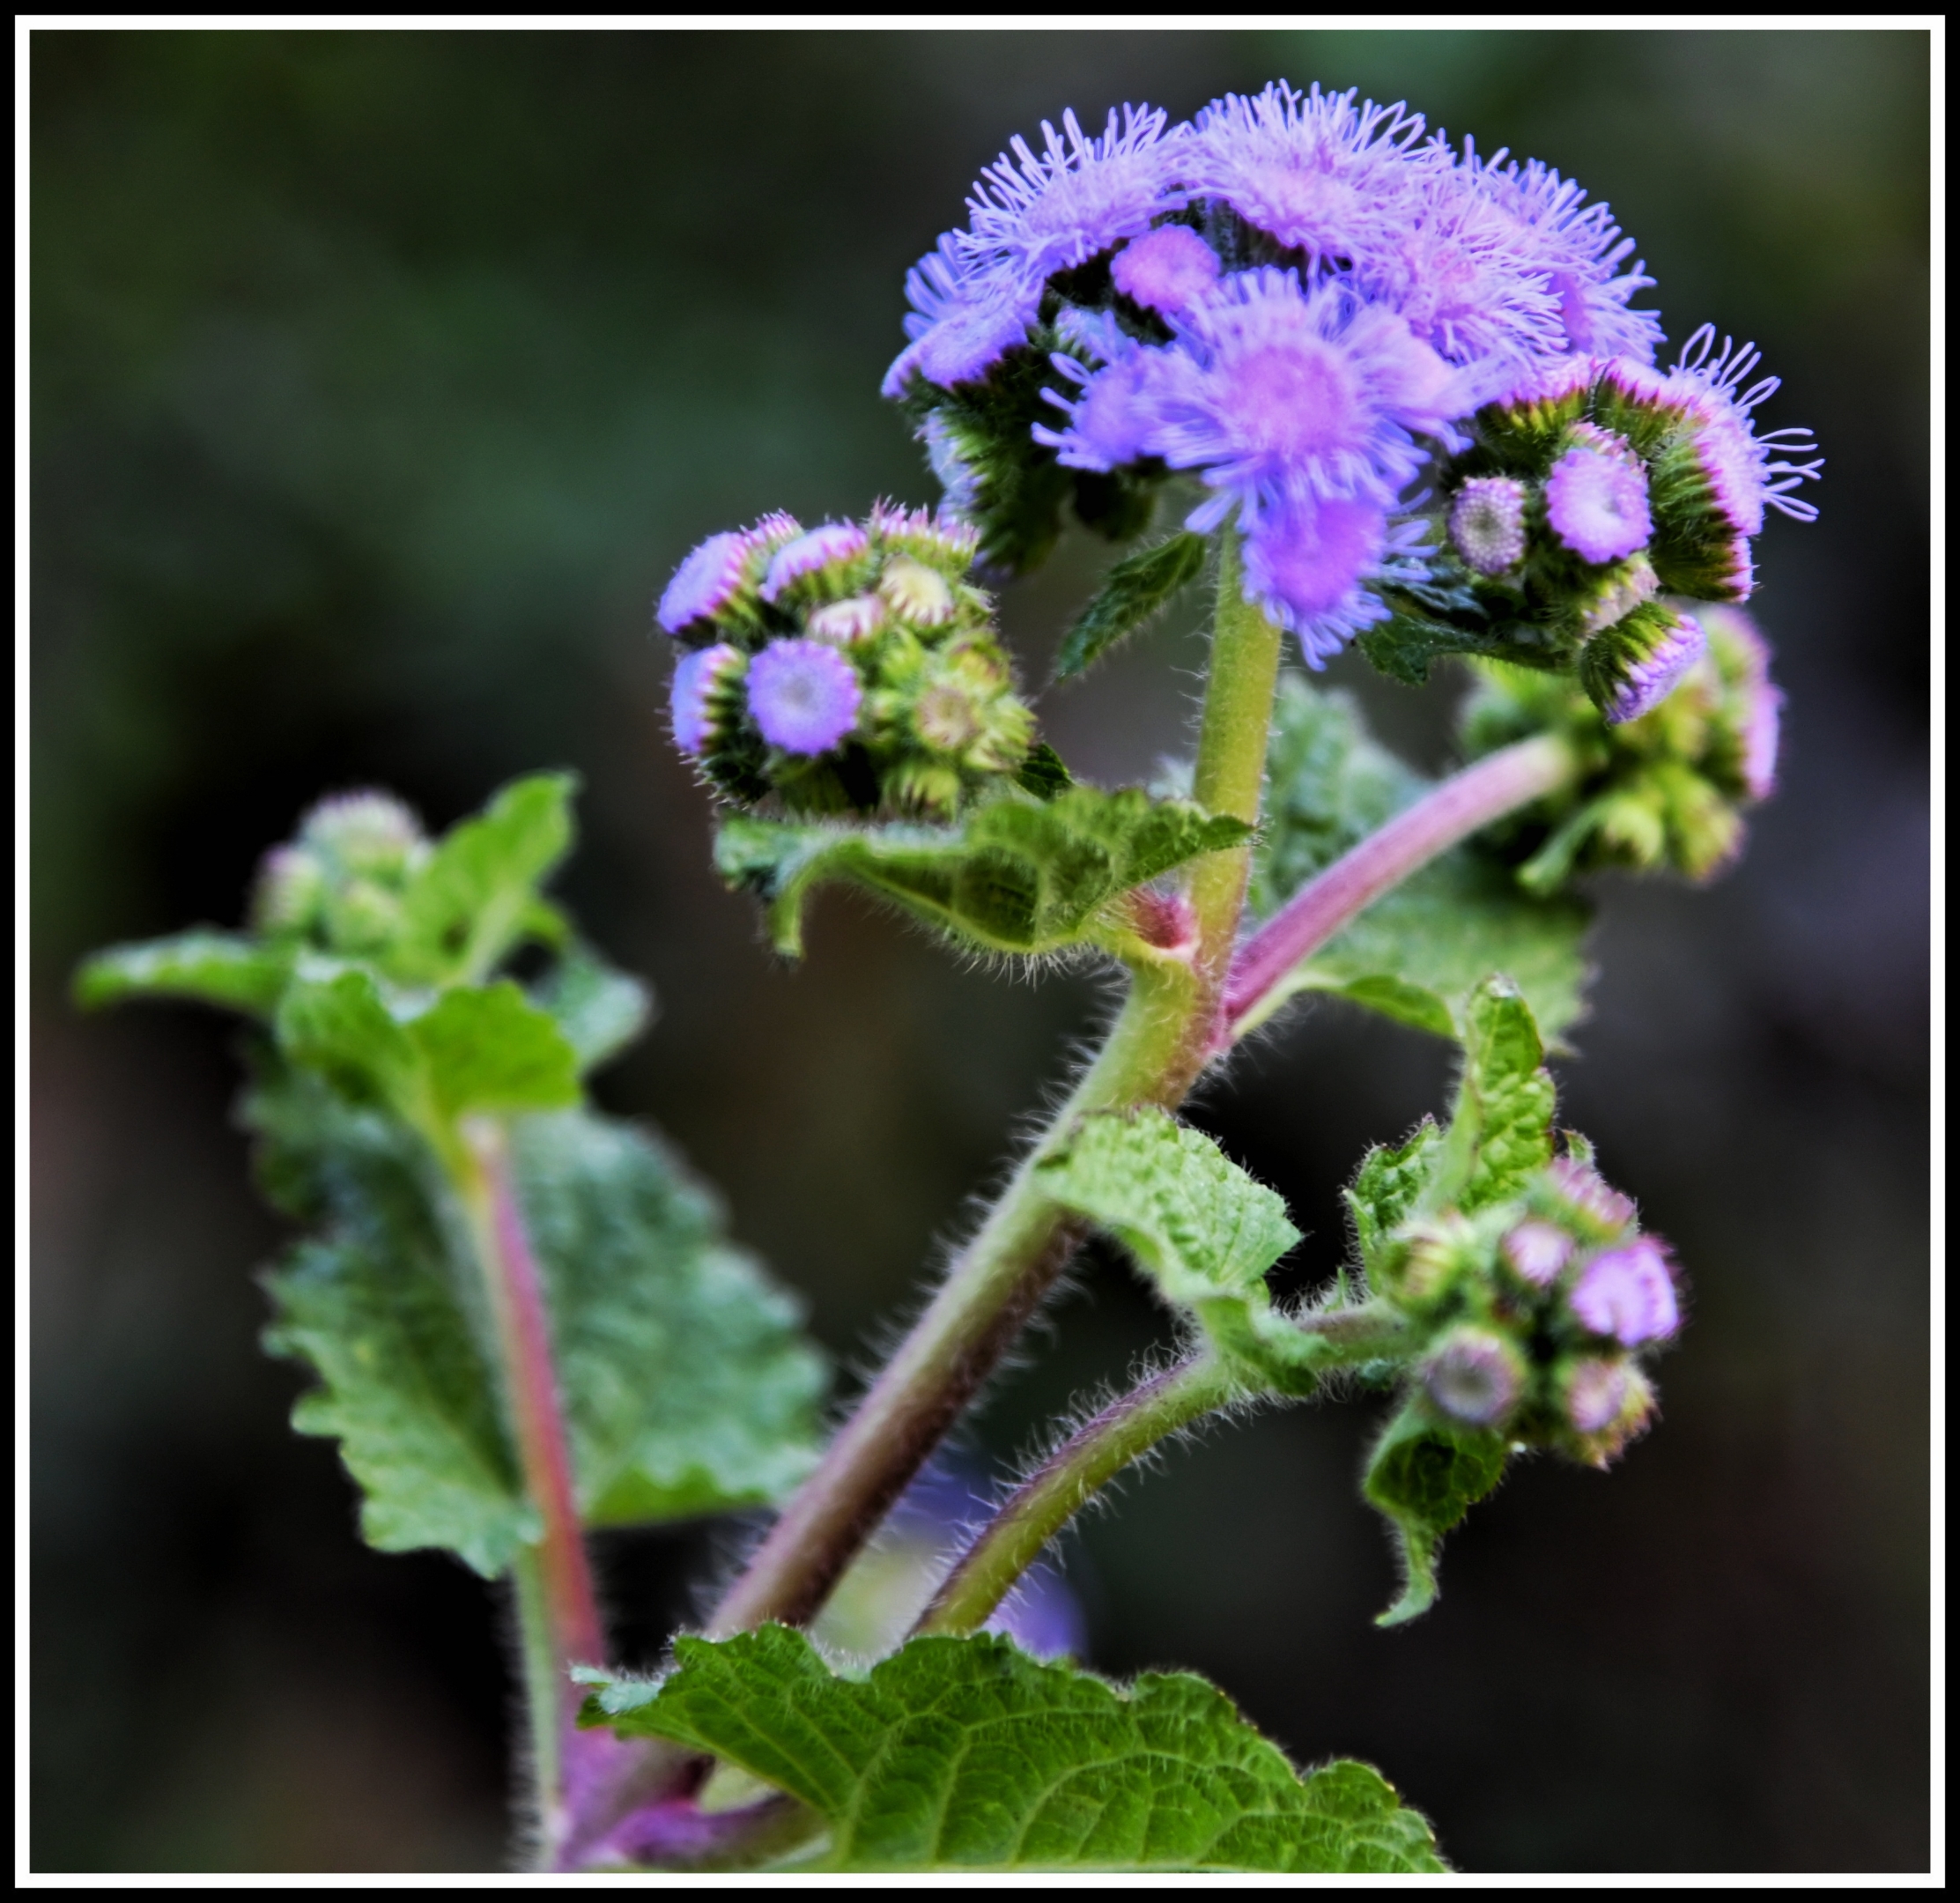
[1220,731,1580,1046]
[916,1354,1242,1638]
[704,539,1287,1641]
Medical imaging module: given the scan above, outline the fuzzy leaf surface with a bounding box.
[1344,1118,1443,1285]
[73,929,294,1018]
[1363,1403,1508,1626]
[1427,976,1557,1214]
[717,788,1249,959]
[582,1626,1445,1872]
[255,1070,825,1574]
[533,944,653,1073]
[1250,677,1590,1046]
[1053,532,1206,680]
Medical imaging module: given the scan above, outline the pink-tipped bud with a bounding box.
[1501,1218,1574,1287]
[1546,424,1653,565]
[806,594,887,646]
[1422,1327,1526,1428]
[760,522,872,605]
[1539,1155,1637,1239]
[1448,476,1528,576]
[1562,1356,1630,1434]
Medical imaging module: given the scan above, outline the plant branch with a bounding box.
[1219,731,1580,1047]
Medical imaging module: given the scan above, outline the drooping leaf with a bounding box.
[73,929,294,1018]
[1053,531,1207,680]
[716,788,1250,959]
[254,1069,826,1574]
[532,943,653,1073]
[1426,976,1557,1214]
[389,772,577,986]
[1362,1402,1508,1626]
[1037,1108,1331,1394]
[581,1626,1446,1873]
[1248,677,1591,1047]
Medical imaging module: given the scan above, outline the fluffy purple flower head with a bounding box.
[1502,1217,1574,1288]
[1185,82,1431,260]
[1563,1357,1631,1435]
[1598,608,1705,725]
[883,238,1041,398]
[958,104,1185,285]
[1354,165,1565,374]
[1150,270,1463,528]
[1111,224,1221,316]
[1570,1236,1681,1347]
[746,639,862,755]
[1454,139,1663,364]
[1449,475,1528,574]
[1545,424,1653,564]
[760,522,872,606]
[1664,325,1823,537]
[1034,314,1169,471]
[1422,1326,1525,1427]
[1243,495,1431,665]
[669,641,745,756]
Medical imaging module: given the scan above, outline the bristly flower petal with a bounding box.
[1663,324,1823,535]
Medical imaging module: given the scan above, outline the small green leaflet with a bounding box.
[74,929,294,1018]
[1053,531,1207,680]
[1424,976,1557,1216]
[1363,1403,1508,1627]
[581,1626,1446,1873]
[716,787,1250,959]
[1036,1108,1322,1394]
[1247,676,1591,1047]
[254,1070,826,1576]
[1343,1119,1443,1287]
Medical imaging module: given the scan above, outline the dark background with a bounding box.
[31,28,1931,1874]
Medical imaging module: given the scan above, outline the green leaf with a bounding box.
[390,772,577,986]
[1427,976,1557,1214]
[583,1626,1446,1872]
[532,943,653,1073]
[1250,677,1592,1048]
[1343,1119,1443,1285]
[1037,1108,1332,1394]
[273,970,581,1139]
[254,1070,826,1574]
[73,929,294,1018]
[1014,740,1074,802]
[1363,1403,1508,1626]
[1053,531,1207,680]
[717,788,1250,959]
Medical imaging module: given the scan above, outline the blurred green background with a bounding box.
[31,28,1930,1874]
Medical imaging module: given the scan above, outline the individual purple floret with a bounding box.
[1665,325,1823,537]
[1599,610,1705,725]
[1422,1326,1525,1427]
[669,641,744,756]
[1150,270,1462,529]
[958,104,1185,286]
[1545,424,1653,564]
[1111,224,1221,316]
[760,522,872,605]
[883,238,1042,397]
[746,639,862,754]
[1185,82,1432,262]
[1563,1356,1631,1435]
[1449,476,1528,574]
[1502,1217,1574,1287]
[1570,1236,1681,1346]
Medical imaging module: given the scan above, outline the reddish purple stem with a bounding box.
[1220,734,1575,1046]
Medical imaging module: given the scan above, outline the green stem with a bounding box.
[704,537,1288,1641]
[916,1353,1242,1638]
[511,1547,564,1829]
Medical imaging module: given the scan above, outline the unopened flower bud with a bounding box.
[806,594,887,646]
[1110,224,1221,317]
[1562,1356,1630,1434]
[1546,425,1653,566]
[325,876,403,956]
[1576,555,1660,637]
[669,641,747,757]
[300,791,426,881]
[1448,476,1528,575]
[1422,1327,1526,1428]
[658,531,751,637]
[1501,1218,1573,1287]
[879,557,958,628]
[1388,1217,1476,1307]
[1569,1236,1680,1347]
[868,499,980,572]
[1538,1155,1636,1240]
[1579,602,1705,725]
[251,844,328,937]
[760,522,874,606]
[746,638,863,755]
[913,680,984,753]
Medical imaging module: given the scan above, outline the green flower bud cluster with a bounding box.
[1384,359,1789,726]
[250,791,432,957]
[660,503,1040,821]
[1367,1138,1675,1469]
[1461,603,1782,889]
